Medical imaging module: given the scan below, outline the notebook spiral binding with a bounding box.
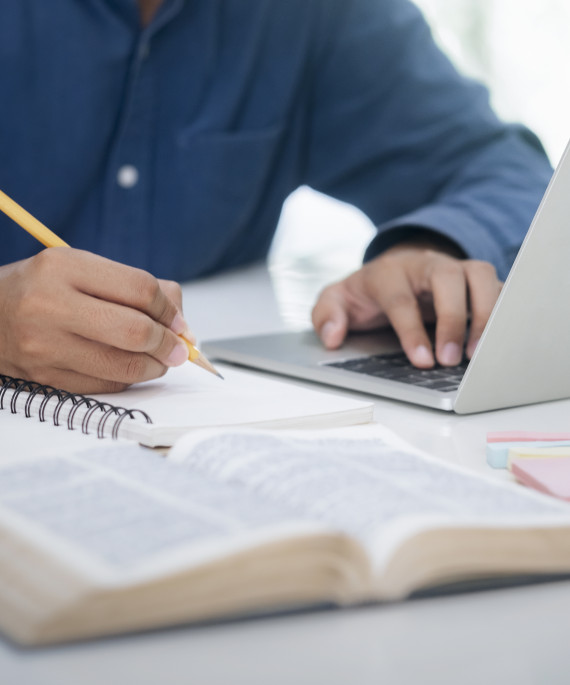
[0,375,153,439]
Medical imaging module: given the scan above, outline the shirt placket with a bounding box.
[100,0,185,270]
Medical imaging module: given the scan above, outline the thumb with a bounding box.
[157,278,196,344]
[311,287,350,349]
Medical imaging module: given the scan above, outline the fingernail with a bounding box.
[412,345,434,367]
[440,342,462,366]
[170,313,187,335]
[166,341,189,366]
[321,321,340,347]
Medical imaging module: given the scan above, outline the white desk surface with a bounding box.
[3,262,570,684]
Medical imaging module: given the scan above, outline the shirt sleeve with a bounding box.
[302,0,553,280]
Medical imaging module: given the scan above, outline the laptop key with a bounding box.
[327,353,468,392]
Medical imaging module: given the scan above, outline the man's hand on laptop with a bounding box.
[311,241,503,368]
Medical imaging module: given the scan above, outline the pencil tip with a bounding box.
[191,350,223,379]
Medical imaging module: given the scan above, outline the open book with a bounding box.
[0,363,374,446]
[2,425,570,646]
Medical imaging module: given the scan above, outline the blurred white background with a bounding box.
[269,0,570,326]
[415,0,570,164]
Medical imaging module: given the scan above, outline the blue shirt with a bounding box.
[0,0,552,281]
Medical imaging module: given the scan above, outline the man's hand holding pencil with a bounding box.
[0,247,195,393]
[0,188,221,393]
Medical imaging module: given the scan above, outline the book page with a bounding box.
[0,444,326,582]
[4,425,569,585]
[169,426,570,571]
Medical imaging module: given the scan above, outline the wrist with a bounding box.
[382,233,466,260]
[365,225,467,263]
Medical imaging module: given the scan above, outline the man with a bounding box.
[0,0,552,393]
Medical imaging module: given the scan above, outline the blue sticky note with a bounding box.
[486,441,570,469]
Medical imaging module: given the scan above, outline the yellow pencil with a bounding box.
[0,187,222,379]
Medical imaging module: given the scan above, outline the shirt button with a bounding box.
[117,165,139,189]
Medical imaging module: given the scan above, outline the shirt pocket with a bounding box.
[172,124,286,247]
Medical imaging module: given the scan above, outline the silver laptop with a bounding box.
[202,140,570,414]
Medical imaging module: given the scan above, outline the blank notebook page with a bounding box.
[89,362,375,445]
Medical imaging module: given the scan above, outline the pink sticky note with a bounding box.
[487,431,570,443]
[511,456,570,501]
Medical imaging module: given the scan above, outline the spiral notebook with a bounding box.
[0,363,374,447]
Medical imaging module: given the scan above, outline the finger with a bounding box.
[430,262,468,366]
[311,285,350,349]
[55,333,169,386]
[27,366,131,395]
[67,250,187,334]
[13,325,170,389]
[464,261,502,358]
[158,279,197,344]
[62,292,190,368]
[157,279,183,311]
[366,264,435,367]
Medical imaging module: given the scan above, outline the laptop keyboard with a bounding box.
[326,352,469,393]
